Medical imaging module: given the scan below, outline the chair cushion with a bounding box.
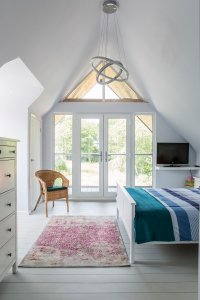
[47,186,67,192]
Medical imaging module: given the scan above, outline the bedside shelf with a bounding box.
[193,177,200,188]
[156,166,200,171]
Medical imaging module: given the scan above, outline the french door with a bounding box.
[54,113,154,199]
[75,114,130,198]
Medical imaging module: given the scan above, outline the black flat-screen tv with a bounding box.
[157,143,189,165]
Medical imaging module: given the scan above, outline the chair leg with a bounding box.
[45,196,48,218]
[33,194,42,211]
[66,192,69,212]
[45,202,48,218]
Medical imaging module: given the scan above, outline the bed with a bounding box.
[116,184,200,264]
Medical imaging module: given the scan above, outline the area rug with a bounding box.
[19,216,129,267]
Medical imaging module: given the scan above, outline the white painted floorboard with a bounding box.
[0,200,198,300]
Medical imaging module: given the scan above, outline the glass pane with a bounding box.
[108,154,126,188]
[54,115,72,190]
[81,154,100,192]
[105,85,119,99]
[135,115,152,154]
[108,119,126,154]
[135,155,152,186]
[66,63,141,101]
[83,83,103,99]
[81,119,100,192]
[83,84,119,100]
[81,119,99,154]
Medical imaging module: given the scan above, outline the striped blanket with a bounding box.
[144,188,200,241]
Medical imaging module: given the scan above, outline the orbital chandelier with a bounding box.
[91,0,129,85]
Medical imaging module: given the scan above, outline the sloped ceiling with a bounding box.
[0,58,43,103]
[0,0,199,150]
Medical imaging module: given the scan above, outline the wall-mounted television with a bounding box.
[157,143,189,165]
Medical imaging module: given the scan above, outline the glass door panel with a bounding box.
[80,117,102,194]
[54,114,72,194]
[135,155,152,186]
[105,116,129,195]
[108,155,126,192]
[134,114,153,187]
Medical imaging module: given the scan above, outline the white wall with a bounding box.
[0,106,29,211]
[120,0,200,152]
[0,58,43,212]
[42,102,196,190]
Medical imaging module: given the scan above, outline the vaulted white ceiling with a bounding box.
[0,0,199,150]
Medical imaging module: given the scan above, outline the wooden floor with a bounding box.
[0,200,198,300]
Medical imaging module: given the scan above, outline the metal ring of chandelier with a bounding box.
[91,56,129,85]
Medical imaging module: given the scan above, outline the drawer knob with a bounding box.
[5,173,11,178]
[7,228,12,232]
[6,203,12,207]
[7,253,12,257]
[9,150,15,154]
[0,150,1,154]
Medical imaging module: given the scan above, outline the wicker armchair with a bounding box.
[34,170,69,217]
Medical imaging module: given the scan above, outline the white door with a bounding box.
[29,114,41,212]
[76,114,130,198]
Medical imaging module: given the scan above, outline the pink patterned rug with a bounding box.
[19,216,129,267]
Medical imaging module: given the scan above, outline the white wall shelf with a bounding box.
[156,166,200,171]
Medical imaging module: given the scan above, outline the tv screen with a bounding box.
[157,143,189,165]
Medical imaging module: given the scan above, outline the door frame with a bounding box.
[28,113,41,213]
[74,113,131,199]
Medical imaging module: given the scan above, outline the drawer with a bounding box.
[0,191,15,221]
[0,214,15,248]
[0,160,15,194]
[0,237,15,276]
[0,146,16,159]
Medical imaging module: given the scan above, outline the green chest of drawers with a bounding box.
[0,138,18,281]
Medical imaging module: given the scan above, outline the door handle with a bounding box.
[100,151,103,162]
[5,173,11,178]
[9,150,15,154]
[105,151,108,162]
[30,159,35,162]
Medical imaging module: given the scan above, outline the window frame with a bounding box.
[132,113,156,188]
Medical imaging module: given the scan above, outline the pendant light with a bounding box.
[91,0,129,85]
